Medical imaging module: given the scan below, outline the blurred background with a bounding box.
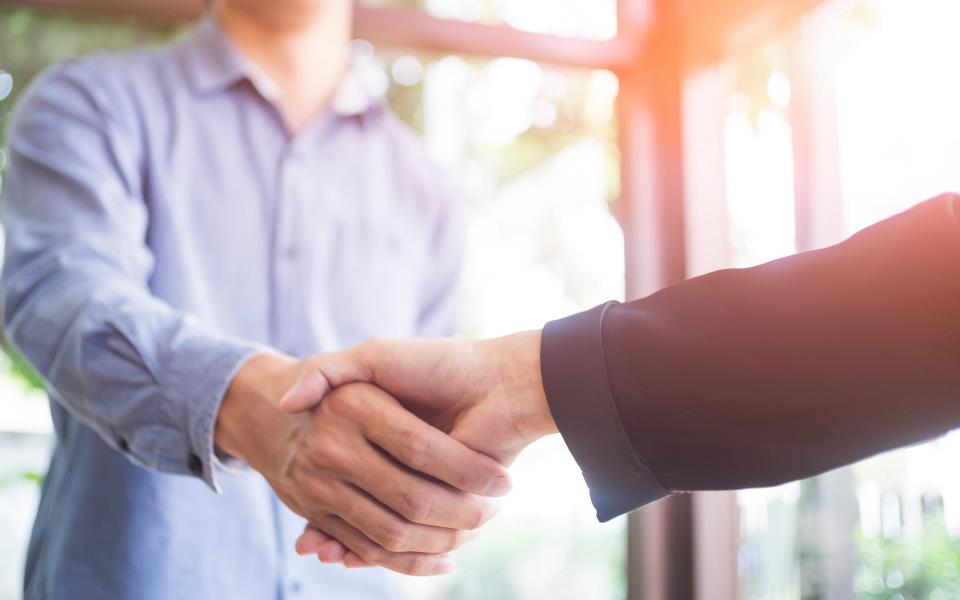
[2,0,960,599]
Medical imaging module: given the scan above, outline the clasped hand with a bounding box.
[216,331,552,576]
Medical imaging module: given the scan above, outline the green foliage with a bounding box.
[856,512,960,600]
[0,470,43,491]
[448,521,626,600]
[0,8,177,148]
[5,347,43,391]
[22,471,44,485]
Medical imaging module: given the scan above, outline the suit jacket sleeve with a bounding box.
[541,193,960,521]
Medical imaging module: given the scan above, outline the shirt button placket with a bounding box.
[275,143,303,352]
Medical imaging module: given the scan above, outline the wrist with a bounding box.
[215,352,302,466]
[493,330,556,443]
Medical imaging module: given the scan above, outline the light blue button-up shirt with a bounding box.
[1,18,462,600]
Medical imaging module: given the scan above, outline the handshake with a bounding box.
[215,331,553,576]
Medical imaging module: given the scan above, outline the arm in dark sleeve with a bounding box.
[541,193,960,521]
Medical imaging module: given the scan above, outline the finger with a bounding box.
[280,361,335,413]
[280,347,372,413]
[330,482,472,554]
[296,526,334,555]
[296,526,349,564]
[321,385,503,529]
[360,390,512,497]
[317,540,348,564]
[314,515,456,577]
[348,441,500,530]
[343,552,373,568]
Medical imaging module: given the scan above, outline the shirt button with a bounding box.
[285,245,300,260]
[188,453,203,475]
[290,581,302,594]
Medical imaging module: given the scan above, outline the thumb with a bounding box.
[279,362,332,413]
[279,347,374,413]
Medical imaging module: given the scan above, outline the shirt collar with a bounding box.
[180,17,384,118]
[181,17,250,97]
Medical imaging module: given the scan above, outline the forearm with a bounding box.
[2,71,267,487]
[606,193,960,492]
[540,193,960,520]
[3,266,262,485]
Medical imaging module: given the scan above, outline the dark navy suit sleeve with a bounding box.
[542,193,960,521]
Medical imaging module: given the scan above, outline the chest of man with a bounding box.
[136,93,433,354]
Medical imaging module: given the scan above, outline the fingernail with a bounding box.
[483,475,511,497]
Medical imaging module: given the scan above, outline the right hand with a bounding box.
[215,353,510,576]
[279,331,559,567]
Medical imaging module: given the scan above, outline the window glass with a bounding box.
[376,45,626,600]
[720,1,960,598]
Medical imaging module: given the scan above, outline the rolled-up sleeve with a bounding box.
[0,62,261,490]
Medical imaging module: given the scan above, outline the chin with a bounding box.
[227,0,349,19]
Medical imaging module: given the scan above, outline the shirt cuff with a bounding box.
[540,302,670,521]
[162,328,265,492]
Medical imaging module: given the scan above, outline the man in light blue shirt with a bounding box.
[1,1,509,597]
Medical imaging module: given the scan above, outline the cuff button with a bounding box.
[188,453,203,475]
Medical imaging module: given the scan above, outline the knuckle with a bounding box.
[400,487,433,524]
[305,435,343,466]
[469,504,487,530]
[363,337,388,356]
[451,469,476,492]
[300,354,323,373]
[465,496,496,530]
[302,479,332,507]
[375,520,409,553]
[323,388,362,417]
[439,530,463,553]
[329,497,356,525]
[399,430,432,469]
[408,555,435,577]
[361,541,387,565]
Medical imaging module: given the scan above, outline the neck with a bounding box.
[217,2,353,133]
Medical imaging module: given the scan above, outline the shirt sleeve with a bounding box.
[0,61,262,491]
[542,193,960,521]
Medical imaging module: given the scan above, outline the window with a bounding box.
[708,1,960,598]
[376,49,626,598]
[360,0,618,40]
